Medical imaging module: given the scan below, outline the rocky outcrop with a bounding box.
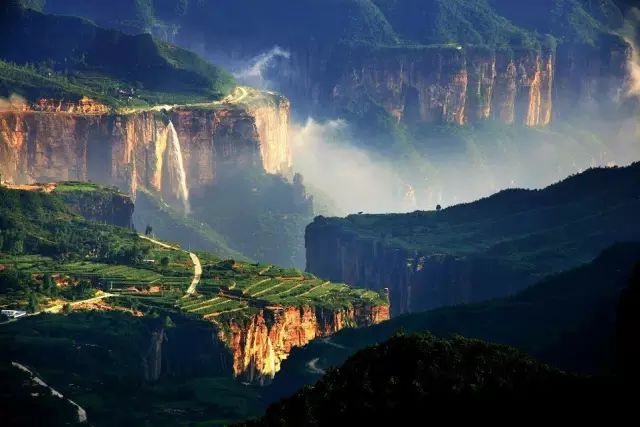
[58,187,135,228]
[0,90,291,200]
[273,42,630,126]
[553,39,631,119]
[305,222,478,316]
[216,303,390,384]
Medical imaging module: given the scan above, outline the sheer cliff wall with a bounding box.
[273,42,630,126]
[216,303,390,384]
[0,93,291,200]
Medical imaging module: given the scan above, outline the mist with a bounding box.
[213,45,640,217]
[291,118,418,215]
[233,46,290,88]
[290,113,640,217]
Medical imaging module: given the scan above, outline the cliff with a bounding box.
[306,163,640,315]
[177,255,390,384]
[277,42,629,127]
[217,304,389,384]
[54,182,135,228]
[0,181,135,228]
[0,87,291,201]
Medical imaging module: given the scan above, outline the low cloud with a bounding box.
[233,46,290,88]
[291,118,418,215]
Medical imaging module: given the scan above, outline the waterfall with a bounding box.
[623,9,640,98]
[165,121,190,212]
[626,36,640,98]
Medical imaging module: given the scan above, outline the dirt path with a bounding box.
[43,292,116,314]
[186,252,202,296]
[138,234,201,296]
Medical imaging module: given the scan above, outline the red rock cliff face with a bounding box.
[0,95,291,199]
[329,48,553,127]
[275,42,630,127]
[216,304,389,384]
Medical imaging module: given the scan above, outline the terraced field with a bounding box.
[176,254,388,321]
[0,240,195,313]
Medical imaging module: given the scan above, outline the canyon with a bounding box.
[0,87,291,201]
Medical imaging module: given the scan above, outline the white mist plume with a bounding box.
[623,8,640,98]
[233,46,290,86]
[165,121,190,213]
[291,118,419,215]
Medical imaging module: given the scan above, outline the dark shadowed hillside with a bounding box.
[0,2,234,107]
[270,242,640,400]
[242,333,629,426]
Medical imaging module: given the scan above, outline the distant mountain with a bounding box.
[0,2,235,107]
[306,163,640,314]
[28,0,624,49]
[270,242,640,401]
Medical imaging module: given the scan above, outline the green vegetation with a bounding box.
[0,182,389,425]
[489,0,624,46]
[244,333,621,425]
[53,182,119,194]
[0,185,146,262]
[0,311,263,426]
[53,182,134,228]
[178,252,386,323]
[189,169,314,268]
[0,184,195,310]
[0,3,235,108]
[372,0,538,48]
[324,163,640,255]
[308,163,640,311]
[132,188,246,261]
[32,0,625,50]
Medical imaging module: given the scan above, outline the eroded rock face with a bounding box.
[58,189,135,229]
[216,304,390,384]
[273,43,630,126]
[304,223,479,316]
[0,96,291,199]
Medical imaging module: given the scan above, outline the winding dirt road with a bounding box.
[139,234,201,296]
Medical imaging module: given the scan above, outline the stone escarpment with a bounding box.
[0,90,291,200]
[275,42,630,126]
[305,221,477,316]
[57,187,135,229]
[305,164,640,316]
[216,303,389,384]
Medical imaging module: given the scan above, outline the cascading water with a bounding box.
[623,9,640,98]
[625,36,640,98]
[165,121,190,213]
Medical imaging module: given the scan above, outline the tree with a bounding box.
[28,293,40,313]
[42,273,55,296]
[163,315,175,329]
[436,204,442,211]
[160,256,170,267]
[145,225,153,236]
[62,303,72,315]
